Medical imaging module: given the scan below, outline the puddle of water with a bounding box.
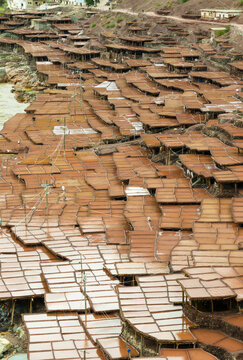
[0,83,29,130]
[8,354,27,360]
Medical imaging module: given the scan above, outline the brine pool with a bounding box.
[0,83,29,130]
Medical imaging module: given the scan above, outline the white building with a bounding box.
[7,0,58,10]
[7,0,27,9]
[61,0,85,5]
[201,9,243,20]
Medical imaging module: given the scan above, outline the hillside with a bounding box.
[116,0,243,16]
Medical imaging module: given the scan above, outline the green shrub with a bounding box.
[86,0,100,5]
[0,0,8,10]
[239,0,243,5]
[2,32,18,38]
[178,0,189,3]
[91,23,97,28]
[106,23,116,28]
[116,16,124,22]
[216,26,230,37]
[216,29,225,37]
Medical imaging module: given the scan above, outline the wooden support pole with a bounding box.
[80,254,83,276]
[235,183,238,193]
[30,297,34,313]
[24,200,27,227]
[11,300,16,326]
[63,117,66,157]
[140,334,143,356]
[83,271,87,315]
[6,159,8,176]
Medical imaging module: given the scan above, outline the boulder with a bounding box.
[0,337,12,356]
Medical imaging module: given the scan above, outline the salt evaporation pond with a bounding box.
[0,84,29,130]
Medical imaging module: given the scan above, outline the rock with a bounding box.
[14,326,25,339]
[0,337,12,355]
[0,68,7,83]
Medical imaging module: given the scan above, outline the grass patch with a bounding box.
[2,32,18,38]
[0,0,8,11]
[216,25,230,37]
[91,23,97,28]
[106,22,116,28]
[178,0,189,3]
[116,16,124,23]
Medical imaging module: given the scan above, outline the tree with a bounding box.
[86,0,100,6]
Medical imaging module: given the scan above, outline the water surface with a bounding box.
[8,355,27,360]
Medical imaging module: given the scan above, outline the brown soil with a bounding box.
[4,331,27,351]
[116,0,243,16]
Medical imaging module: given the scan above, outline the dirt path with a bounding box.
[151,13,243,33]
[95,6,243,34]
[4,331,27,351]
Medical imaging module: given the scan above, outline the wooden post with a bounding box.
[11,300,16,325]
[74,92,77,124]
[140,334,143,356]
[187,255,190,266]
[30,297,34,313]
[83,271,87,315]
[63,117,66,157]
[24,200,27,227]
[211,299,214,312]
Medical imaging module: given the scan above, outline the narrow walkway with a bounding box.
[94,4,243,34]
